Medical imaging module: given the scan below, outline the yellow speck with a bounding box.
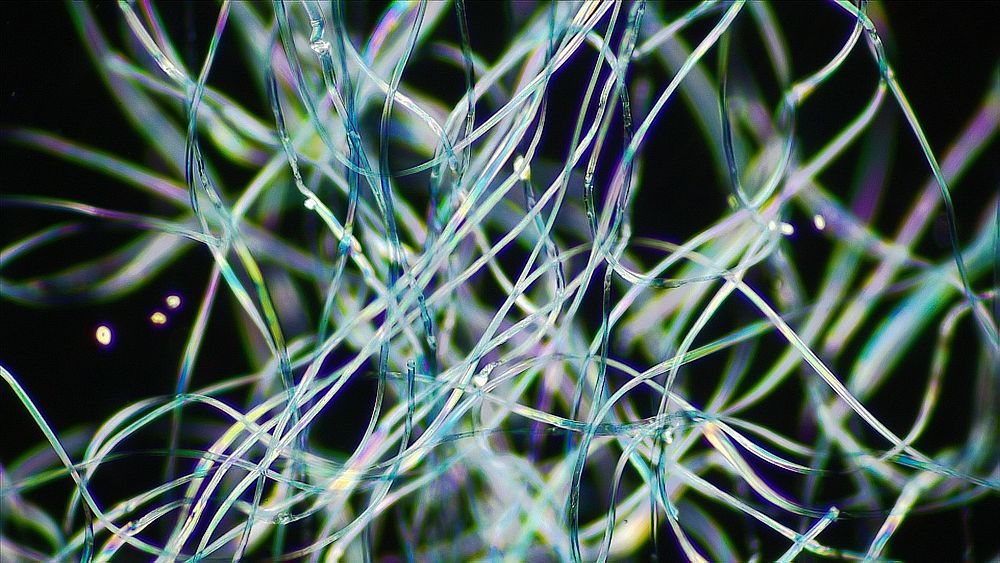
[514,155,531,181]
[813,214,826,231]
[779,222,795,236]
[150,311,167,325]
[166,294,181,309]
[96,325,113,347]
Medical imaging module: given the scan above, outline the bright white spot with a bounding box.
[166,294,181,309]
[304,199,317,210]
[779,222,795,236]
[95,325,113,347]
[473,361,501,389]
[150,311,167,325]
[274,512,292,525]
[813,214,826,231]
[514,155,531,181]
[310,40,331,55]
[767,220,778,232]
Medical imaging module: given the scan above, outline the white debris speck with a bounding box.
[310,40,331,55]
[513,155,531,181]
[473,361,501,389]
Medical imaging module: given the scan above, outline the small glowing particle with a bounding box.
[513,155,531,181]
[779,222,795,236]
[95,325,113,347]
[727,194,738,209]
[166,294,181,309]
[472,373,489,388]
[304,198,316,210]
[813,214,826,231]
[150,311,167,325]
[767,220,778,232]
